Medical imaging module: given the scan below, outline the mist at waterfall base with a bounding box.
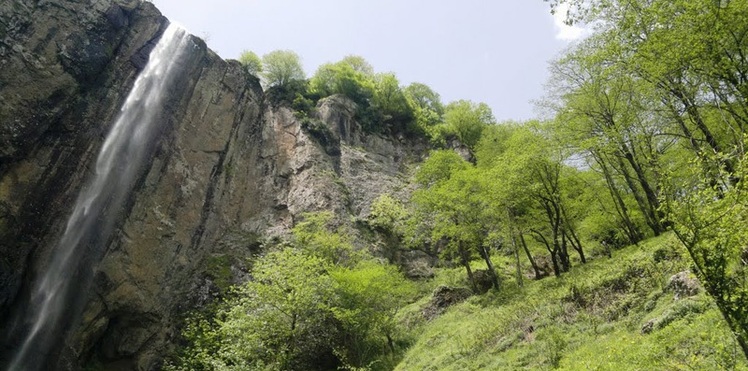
[1,24,191,370]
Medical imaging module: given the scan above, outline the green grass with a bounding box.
[393,233,748,370]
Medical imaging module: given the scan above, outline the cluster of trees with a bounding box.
[167,212,415,371]
[237,50,495,143]
[372,122,600,294]
[372,0,748,358]
[547,0,748,357]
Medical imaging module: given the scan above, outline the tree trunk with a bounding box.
[532,229,561,277]
[513,236,524,287]
[563,228,586,264]
[519,233,542,279]
[459,242,477,292]
[559,232,571,272]
[621,147,663,232]
[479,244,501,290]
[560,204,586,264]
[596,151,642,244]
[615,155,662,235]
[386,333,396,354]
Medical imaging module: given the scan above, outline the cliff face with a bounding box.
[0,0,424,369]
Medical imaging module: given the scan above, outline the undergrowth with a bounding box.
[393,233,748,370]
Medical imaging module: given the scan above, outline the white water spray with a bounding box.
[8,23,190,370]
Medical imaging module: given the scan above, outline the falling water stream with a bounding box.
[7,23,190,370]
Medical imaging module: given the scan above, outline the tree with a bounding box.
[292,211,360,266]
[329,261,415,368]
[412,150,501,291]
[404,82,445,136]
[175,248,336,371]
[545,0,748,359]
[664,152,748,359]
[309,57,376,104]
[372,73,414,128]
[486,124,587,276]
[238,50,262,76]
[369,194,409,264]
[168,212,417,370]
[476,124,544,280]
[261,50,306,88]
[547,37,666,237]
[404,83,444,117]
[339,55,374,75]
[437,100,495,149]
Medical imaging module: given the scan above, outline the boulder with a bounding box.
[422,285,473,320]
[667,271,701,300]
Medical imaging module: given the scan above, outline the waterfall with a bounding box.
[7,23,190,370]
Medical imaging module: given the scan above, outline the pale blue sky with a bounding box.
[151,1,585,121]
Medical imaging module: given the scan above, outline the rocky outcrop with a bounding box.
[667,271,701,300]
[421,285,473,320]
[251,94,425,235]
[0,0,426,369]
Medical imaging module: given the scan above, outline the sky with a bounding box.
[150,0,587,122]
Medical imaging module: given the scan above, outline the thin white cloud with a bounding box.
[552,3,590,41]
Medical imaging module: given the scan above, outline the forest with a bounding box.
[165,0,748,369]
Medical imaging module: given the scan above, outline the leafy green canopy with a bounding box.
[167,212,415,371]
[543,0,748,358]
[433,100,495,149]
[260,50,306,88]
[238,50,262,76]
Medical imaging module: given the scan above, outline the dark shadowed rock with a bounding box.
[422,285,473,320]
[473,269,495,294]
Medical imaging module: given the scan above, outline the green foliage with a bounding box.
[372,73,414,130]
[537,326,567,368]
[414,150,469,186]
[664,150,748,356]
[411,150,503,291]
[396,235,748,370]
[308,56,423,136]
[543,0,748,356]
[260,50,305,88]
[292,211,361,266]
[309,58,375,106]
[299,117,340,156]
[264,79,311,109]
[167,248,337,371]
[174,1,748,367]
[169,212,418,370]
[433,100,495,148]
[220,249,335,370]
[369,194,408,236]
[330,261,417,368]
[238,50,262,76]
[339,55,374,75]
[204,254,234,293]
[404,82,445,138]
[404,83,444,118]
[474,124,513,169]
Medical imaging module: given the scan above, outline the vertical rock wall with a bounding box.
[0,0,426,369]
[0,0,269,368]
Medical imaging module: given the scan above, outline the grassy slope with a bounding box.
[394,234,748,370]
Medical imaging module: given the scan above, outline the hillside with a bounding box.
[395,233,747,370]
